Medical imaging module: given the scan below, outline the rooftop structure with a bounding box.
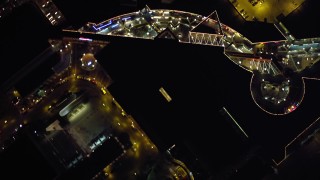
[73,6,320,115]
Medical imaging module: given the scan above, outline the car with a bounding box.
[101,87,107,95]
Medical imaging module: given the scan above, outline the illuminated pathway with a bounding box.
[73,6,320,115]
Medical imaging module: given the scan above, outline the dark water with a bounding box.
[102,38,251,174]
